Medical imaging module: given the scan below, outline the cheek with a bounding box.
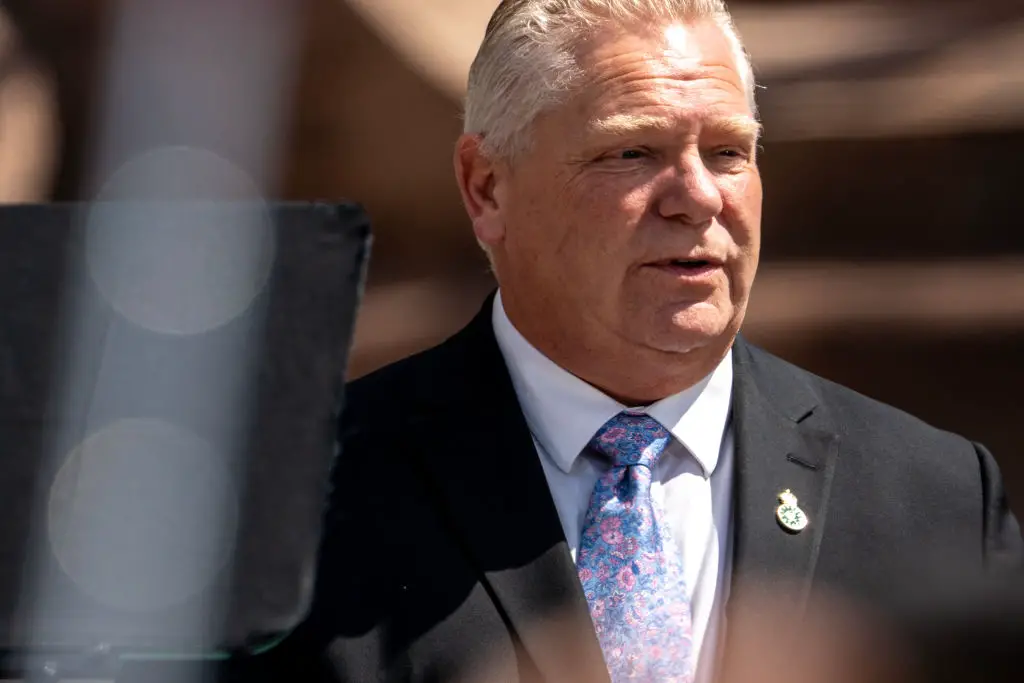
[503,181,602,287]
[563,175,653,244]
[557,195,648,278]
[720,173,762,249]
[504,171,653,288]
[503,182,564,256]
[580,171,656,211]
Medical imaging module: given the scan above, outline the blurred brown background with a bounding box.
[1,0,1021,505]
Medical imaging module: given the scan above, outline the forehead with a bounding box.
[567,19,752,126]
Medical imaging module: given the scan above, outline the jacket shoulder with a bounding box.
[744,342,975,453]
[340,340,451,434]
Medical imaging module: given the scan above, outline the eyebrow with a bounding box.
[586,113,763,143]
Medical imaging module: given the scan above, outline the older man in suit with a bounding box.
[243,1,1023,682]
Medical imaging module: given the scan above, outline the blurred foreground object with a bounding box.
[896,574,1024,683]
[0,6,59,202]
[0,202,368,680]
[720,577,1024,683]
[719,584,913,683]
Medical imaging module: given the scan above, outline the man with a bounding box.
[247,1,1022,681]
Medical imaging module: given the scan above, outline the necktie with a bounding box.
[576,412,694,682]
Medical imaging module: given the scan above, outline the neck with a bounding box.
[500,293,734,406]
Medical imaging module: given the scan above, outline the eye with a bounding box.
[714,146,751,159]
[706,146,752,170]
[615,148,648,160]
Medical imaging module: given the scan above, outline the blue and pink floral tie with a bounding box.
[576,412,694,682]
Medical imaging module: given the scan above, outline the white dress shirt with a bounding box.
[491,292,735,683]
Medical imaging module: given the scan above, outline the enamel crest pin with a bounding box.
[775,489,808,533]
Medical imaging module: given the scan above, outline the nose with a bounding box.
[655,150,723,226]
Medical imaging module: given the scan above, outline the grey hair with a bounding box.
[464,0,755,163]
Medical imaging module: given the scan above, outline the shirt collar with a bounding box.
[492,291,733,478]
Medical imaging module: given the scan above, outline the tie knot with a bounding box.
[588,413,671,469]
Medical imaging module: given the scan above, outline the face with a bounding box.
[457,19,762,396]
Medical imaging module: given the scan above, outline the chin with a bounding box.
[647,307,736,354]
[647,331,718,354]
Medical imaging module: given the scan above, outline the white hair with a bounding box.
[464,0,756,163]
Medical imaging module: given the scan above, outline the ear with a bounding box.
[454,134,506,248]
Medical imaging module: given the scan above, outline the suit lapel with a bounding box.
[728,337,840,613]
[408,296,609,683]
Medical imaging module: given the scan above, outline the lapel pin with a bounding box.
[775,489,808,533]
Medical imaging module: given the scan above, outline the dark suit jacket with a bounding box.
[238,294,1023,683]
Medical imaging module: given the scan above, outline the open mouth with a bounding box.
[648,258,722,277]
